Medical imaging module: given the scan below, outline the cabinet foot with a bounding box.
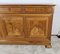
[45,44,52,48]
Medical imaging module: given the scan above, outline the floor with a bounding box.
[0,36,60,54]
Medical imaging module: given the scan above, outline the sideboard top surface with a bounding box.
[0,4,56,6]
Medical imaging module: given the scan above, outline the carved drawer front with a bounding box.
[0,7,10,13]
[25,14,50,38]
[2,15,24,38]
[0,7,23,13]
[23,6,53,14]
[10,7,23,13]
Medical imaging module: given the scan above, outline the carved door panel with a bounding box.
[25,15,49,38]
[2,15,24,38]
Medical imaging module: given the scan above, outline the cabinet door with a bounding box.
[25,14,51,38]
[2,15,24,39]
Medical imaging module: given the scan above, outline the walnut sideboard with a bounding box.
[0,4,55,48]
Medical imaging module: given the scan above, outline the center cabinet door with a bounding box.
[2,14,24,39]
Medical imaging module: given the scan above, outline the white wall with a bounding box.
[0,0,59,34]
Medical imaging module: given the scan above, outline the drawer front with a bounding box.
[10,7,23,13]
[2,15,24,38]
[25,14,51,38]
[0,7,10,13]
[0,7,23,13]
[23,6,53,14]
[0,6,53,14]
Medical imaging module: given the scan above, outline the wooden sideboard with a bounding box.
[0,4,55,48]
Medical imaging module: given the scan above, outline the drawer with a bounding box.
[23,6,53,14]
[0,7,10,13]
[10,7,23,13]
[0,7,23,13]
